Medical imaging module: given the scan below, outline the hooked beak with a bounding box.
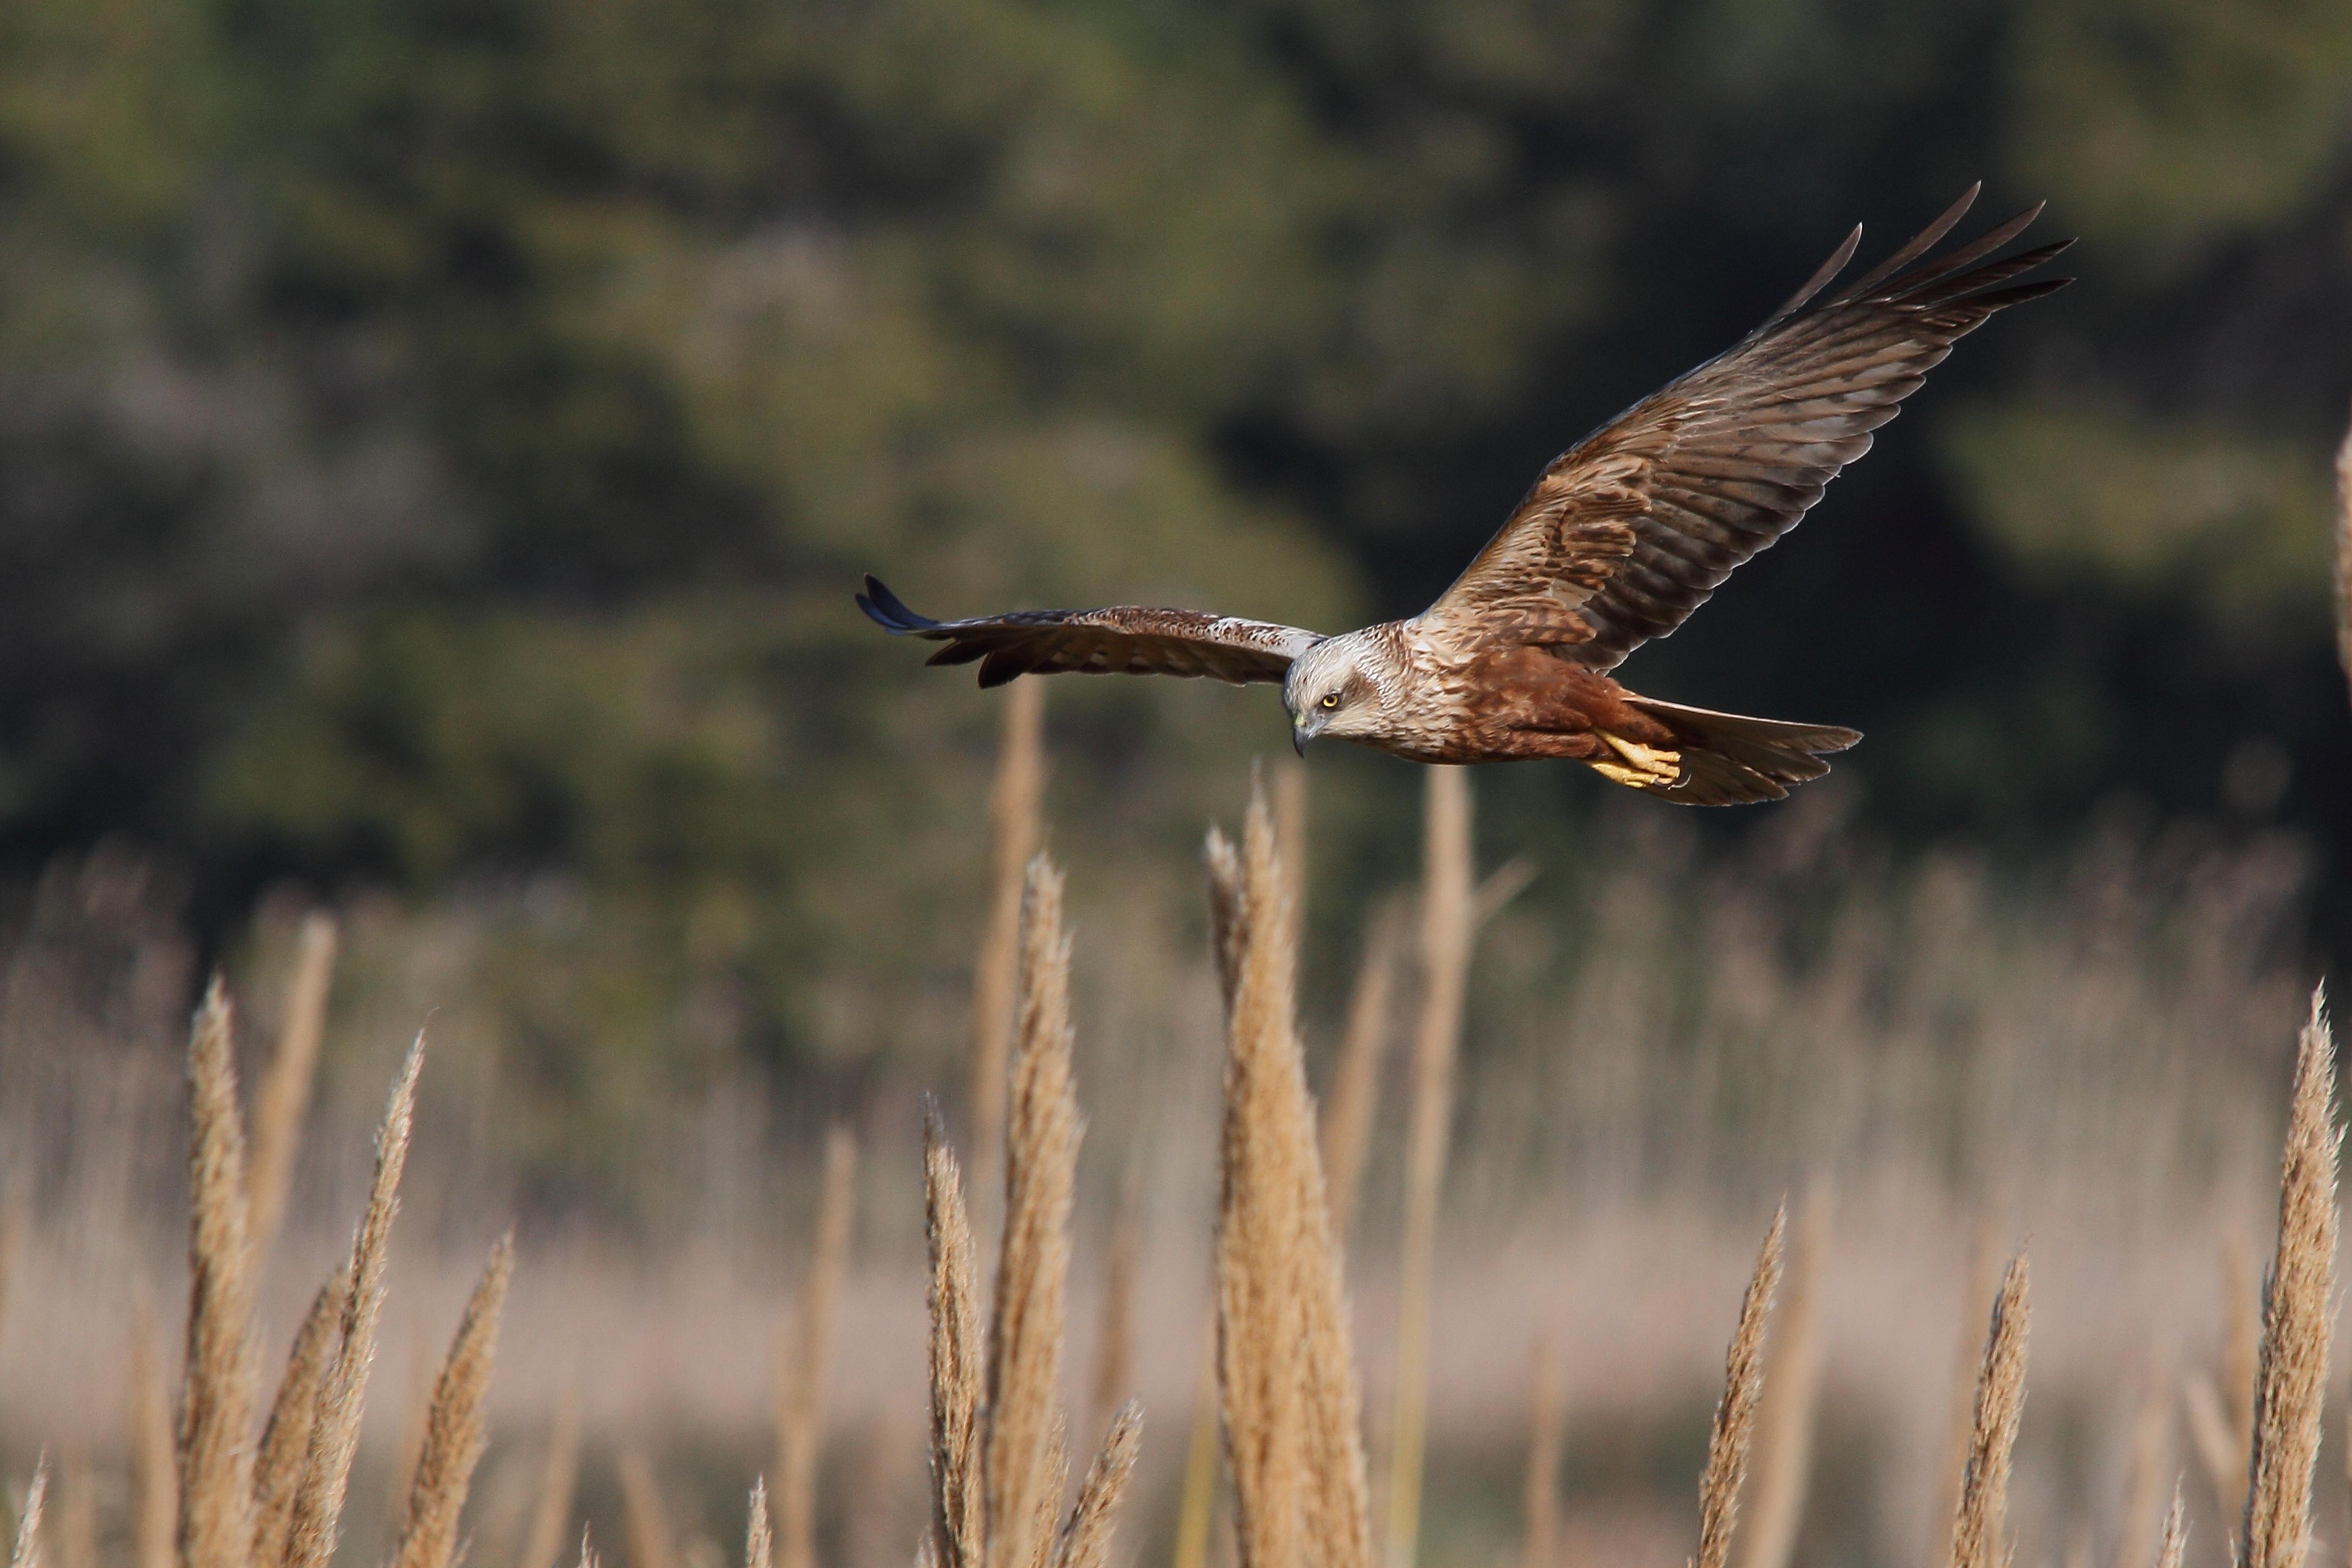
[1291,711,1311,756]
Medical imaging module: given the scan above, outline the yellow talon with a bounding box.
[1589,759,1654,788]
[1599,731,1677,775]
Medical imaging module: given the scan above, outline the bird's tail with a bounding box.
[1599,697,1861,806]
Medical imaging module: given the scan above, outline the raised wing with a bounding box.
[1425,186,2072,669]
[857,575,1325,687]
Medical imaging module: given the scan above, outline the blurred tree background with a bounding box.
[1,0,2347,1177]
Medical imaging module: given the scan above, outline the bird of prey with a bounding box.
[860,187,2070,804]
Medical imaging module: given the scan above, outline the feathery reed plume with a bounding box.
[1089,1177,1141,1438]
[1936,1217,2005,1566]
[2223,1239,2258,1472]
[248,912,338,1264]
[1947,1254,2031,1568]
[2153,1487,2185,1568]
[2182,1375,2237,1522]
[518,1391,584,1568]
[1273,757,1308,923]
[1518,1334,1566,1568]
[8,1457,47,1568]
[1694,1209,1785,1568]
[387,1342,438,1518]
[2111,1365,2170,1568]
[1319,905,1402,1250]
[252,1271,348,1568]
[284,1033,425,1568]
[618,1452,678,1568]
[179,978,257,1568]
[392,1233,515,1568]
[984,854,1084,1568]
[1213,786,1372,1568]
[1169,1336,1220,1568]
[1735,1195,1825,1568]
[1385,766,1474,1568]
[973,677,1047,1183]
[778,1125,859,1568]
[924,1107,985,1568]
[747,1482,774,1568]
[1052,1403,1142,1568]
[129,1299,176,1568]
[50,1460,90,1568]
[2239,989,2338,1568]
[2334,401,2351,708]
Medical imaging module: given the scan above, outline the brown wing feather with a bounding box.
[857,576,1324,687]
[1425,186,2073,670]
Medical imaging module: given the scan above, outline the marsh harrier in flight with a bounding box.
[861,187,2070,804]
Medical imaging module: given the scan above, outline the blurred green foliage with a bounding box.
[0,0,2347,1149]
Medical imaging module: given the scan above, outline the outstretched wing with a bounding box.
[1425,186,2072,670]
[858,576,1324,687]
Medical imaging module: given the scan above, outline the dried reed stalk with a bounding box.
[1518,1334,1565,1568]
[617,1452,678,1568]
[984,854,1084,1568]
[391,1233,515,1568]
[1935,1217,2006,1566]
[1213,789,1372,1568]
[777,1126,859,1568]
[973,678,1047,1183]
[1946,1254,2031,1568]
[179,979,257,1568]
[1089,1178,1141,1437]
[2239,990,2338,1568]
[1385,767,1474,1568]
[1734,1196,1825,1568]
[2154,1488,2185,1568]
[51,1459,92,1568]
[747,1482,775,1568]
[1169,1334,1221,1568]
[1319,906,1402,1249]
[1051,1404,1142,1568]
[1694,1209,1785,1568]
[925,1108,985,1568]
[129,1300,176,1568]
[518,1392,584,1568]
[248,912,338,1263]
[2110,1365,2170,1568]
[9,1458,47,1568]
[2333,403,2351,709]
[252,1271,348,1568]
[283,1033,425,1568]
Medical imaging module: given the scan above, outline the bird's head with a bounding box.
[1283,632,1391,754]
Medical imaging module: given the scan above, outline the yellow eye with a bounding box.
[1320,692,1340,709]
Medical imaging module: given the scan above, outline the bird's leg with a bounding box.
[1589,731,1682,788]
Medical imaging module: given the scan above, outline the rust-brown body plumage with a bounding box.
[860,187,2071,805]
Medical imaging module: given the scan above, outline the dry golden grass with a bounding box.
[1051,1402,1141,1568]
[391,1233,515,1568]
[1934,1217,2006,1566]
[777,1125,859,1568]
[518,1392,584,1568]
[748,1481,775,1568]
[252,1271,348,1568]
[1946,1254,2031,1568]
[248,911,338,1265]
[1518,1334,1565,1568]
[1693,1208,1784,1568]
[1386,766,1474,1568]
[2239,990,2338,1568]
[284,1033,425,1568]
[618,1450,679,1568]
[128,1300,175,1568]
[178,979,257,1568]
[1212,787,1372,1568]
[1735,1196,1824,1568]
[8,1457,47,1568]
[2153,1488,2185,1568]
[973,677,1047,1183]
[1168,1337,1221,1568]
[924,1109,985,1568]
[1318,905,1401,1250]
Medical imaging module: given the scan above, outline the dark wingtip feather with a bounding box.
[1770,224,1865,322]
[858,574,938,633]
